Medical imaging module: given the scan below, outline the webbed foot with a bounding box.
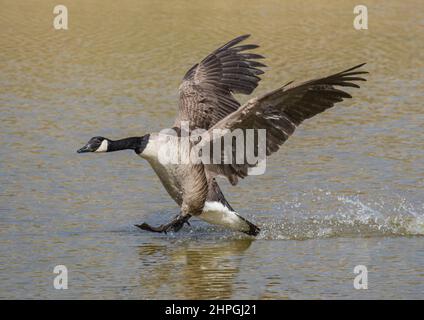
[136,214,191,234]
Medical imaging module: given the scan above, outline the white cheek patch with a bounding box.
[95,140,108,152]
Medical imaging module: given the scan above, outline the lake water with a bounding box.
[0,0,423,299]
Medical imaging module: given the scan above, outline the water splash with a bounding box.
[175,192,424,241]
[256,193,424,240]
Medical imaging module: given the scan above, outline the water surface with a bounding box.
[0,0,423,299]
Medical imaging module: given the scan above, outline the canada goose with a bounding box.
[77,35,367,236]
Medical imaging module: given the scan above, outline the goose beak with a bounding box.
[77,144,91,153]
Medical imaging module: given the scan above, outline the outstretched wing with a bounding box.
[201,63,368,185]
[175,35,266,130]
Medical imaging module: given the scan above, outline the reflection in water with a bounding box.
[138,240,253,299]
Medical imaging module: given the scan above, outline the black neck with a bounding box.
[107,135,149,154]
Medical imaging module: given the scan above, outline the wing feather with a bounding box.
[201,63,368,184]
[175,35,266,130]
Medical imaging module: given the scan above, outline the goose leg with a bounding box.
[136,214,191,234]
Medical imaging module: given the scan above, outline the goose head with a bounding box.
[77,136,109,153]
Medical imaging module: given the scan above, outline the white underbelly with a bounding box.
[198,201,250,232]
